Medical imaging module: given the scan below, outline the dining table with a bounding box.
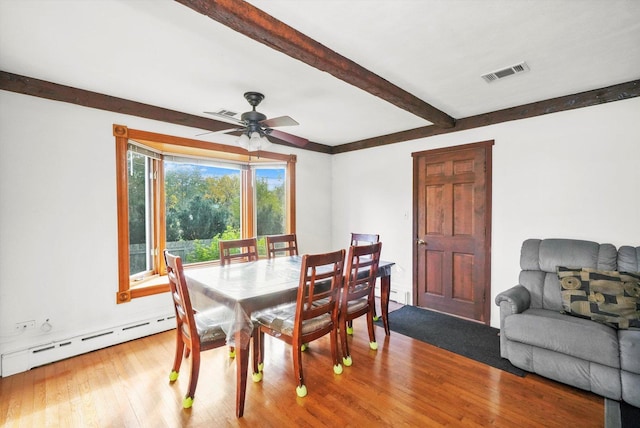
[184,255,395,417]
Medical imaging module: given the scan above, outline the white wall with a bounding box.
[0,91,332,363]
[1,90,638,369]
[331,97,640,327]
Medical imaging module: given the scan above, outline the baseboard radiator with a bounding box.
[390,289,411,305]
[376,286,411,305]
[1,313,176,377]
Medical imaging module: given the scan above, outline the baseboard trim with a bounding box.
[1,313,175,377]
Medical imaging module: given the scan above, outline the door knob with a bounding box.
[417,239,427,245]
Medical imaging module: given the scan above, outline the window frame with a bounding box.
[114,124,297,303]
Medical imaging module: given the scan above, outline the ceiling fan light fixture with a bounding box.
[245,131,271,152]
[250,131,263,143]
[238,133,250,149]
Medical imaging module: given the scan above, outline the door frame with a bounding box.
[411,140,493,323]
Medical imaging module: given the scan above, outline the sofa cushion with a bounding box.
[618,246,640,272]
[558,267,640,329]
[519,239,617,311]
[504,308,620,368]
[537,239,617,273]
[619,329,640,374]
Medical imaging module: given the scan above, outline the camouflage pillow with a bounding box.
[557,266,640,329]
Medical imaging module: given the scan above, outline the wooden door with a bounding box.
[412,141,492,323]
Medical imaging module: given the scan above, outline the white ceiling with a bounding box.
[1,0,639,147]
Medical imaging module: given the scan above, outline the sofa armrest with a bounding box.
[495,285,531,359]
[495,285,531,315]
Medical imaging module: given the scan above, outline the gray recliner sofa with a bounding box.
[496,238,640,407]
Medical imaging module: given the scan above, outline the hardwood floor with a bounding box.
[0,314,604,427]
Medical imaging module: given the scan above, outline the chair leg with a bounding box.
[170,333,185,382]
[183,350,201,409]
[252,329,263,382]
[340,317,352,367]
[292,340,307,397]
[366,308,378,350]
[330,327,343,375]
[259,330,265,368]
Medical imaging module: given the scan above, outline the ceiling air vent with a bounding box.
[481,61,530,83]
[214,109,241,119]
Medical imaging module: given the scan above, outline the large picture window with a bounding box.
[163,160,242,264]
[114,125,296,303]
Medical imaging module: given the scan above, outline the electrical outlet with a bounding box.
[15,320,36,331]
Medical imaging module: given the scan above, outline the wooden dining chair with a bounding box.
[350,232,380,246]
[266,233,299,258]
[339,242,382,367]
[348,233,381,328]
[218,237,258,358]
[219,237,259,265]
[164,250,228,409]
[252,249,346,398]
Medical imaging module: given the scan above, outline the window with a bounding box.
[114,125,296,303]
[163,159,242,264]
[255,167,287,235]
[127,147,161,279]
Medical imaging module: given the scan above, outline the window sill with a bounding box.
[130,275,170,299]
[117,275,170,303]
[131,275,168,289]
[117,261,223,303]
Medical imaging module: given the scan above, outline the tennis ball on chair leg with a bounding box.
[169,371,179,382]
[369,341,378,350]
[252,371,263,382]
[182,396,194,408]
[346,326,354,335]
[296,385,308,397]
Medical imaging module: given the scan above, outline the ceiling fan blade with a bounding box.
[196,127,244,137]
[261,115,299,128]
[267,129,308,147]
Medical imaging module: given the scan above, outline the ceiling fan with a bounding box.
[204,92,308,151]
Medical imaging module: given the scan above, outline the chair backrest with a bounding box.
[219,237,259,266]
[350,233,380,246]
[164,250,198,347]
[295,249,346,331]
[266,234,299,259]
[343,242,382,306]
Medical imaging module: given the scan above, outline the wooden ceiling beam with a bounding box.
[0,70,332,154]
[175,0,456,129]
[332,79,640,154]
[0,71,230,131]
[3,70,637,155]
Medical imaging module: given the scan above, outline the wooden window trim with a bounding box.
[114,124,297,303]
[242,169,254,238]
